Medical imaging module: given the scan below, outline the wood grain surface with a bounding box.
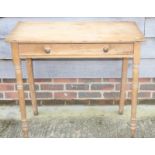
[5,22,144,43]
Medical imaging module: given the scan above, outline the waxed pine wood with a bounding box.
[11,43,28,138]
[131,43,141,138]
[119,58,128,114]
[6,22,144,137]
[26,58,38,115]
[18,43,133,59]
[6,22,144,43]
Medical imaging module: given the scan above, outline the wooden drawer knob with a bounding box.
[44,47,52,54]
[103,47,109,53]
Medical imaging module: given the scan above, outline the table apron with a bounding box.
[18,43,134,59]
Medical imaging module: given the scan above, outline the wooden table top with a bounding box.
[6,21,144,43]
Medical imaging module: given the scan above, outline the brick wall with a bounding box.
[0,78,154,101]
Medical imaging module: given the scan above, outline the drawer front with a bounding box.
[19,43,133,58]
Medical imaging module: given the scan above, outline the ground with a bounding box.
[0,104,155,138]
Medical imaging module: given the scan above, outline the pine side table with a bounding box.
[6,21,144,138]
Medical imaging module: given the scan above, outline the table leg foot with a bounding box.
[34,111,39,116]
[118,110,123,115]
[130,119,136,138]
[130,128,136,138]
[23,131,29,138]
[22,120,29,138]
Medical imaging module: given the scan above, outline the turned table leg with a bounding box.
[11,43,28,138]
[119,58,128,114]
[26,58,38,115]
[131,43,140,138]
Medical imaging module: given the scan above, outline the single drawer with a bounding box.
[19,43,133,58]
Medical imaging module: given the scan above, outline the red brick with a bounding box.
[0,93,3,98]
[139,92,151,98]
[1,77,155,101]
[66,84,89,90]
[5,92,18,99]
[41,84,64,90]
[128,92,151,99]
[103,92,120,99]
[115,84,132,90]
[139,78,151,82]
[0,84,14,91]
[5,92,28,99]
[128,78,132,82]
[103,78,121,82]
[54,92,77,99]
[36,92,53,99]
[78,92,101,98]
[140,84,155,90]
[2,79,16,83]
[128,78,151,82]
[78,78,101,83]
[34,78,52,82]
[152,93,155,99]
[91,84,114,90]
[21,84,39,91]
[53,78,77,83]
[152,78,155,83]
